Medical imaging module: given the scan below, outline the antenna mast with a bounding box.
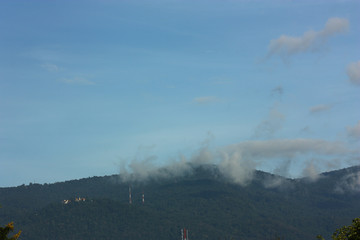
[181,228,189,240]
[129,186,132,204]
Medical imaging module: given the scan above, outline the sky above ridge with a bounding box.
[0,0,359,187]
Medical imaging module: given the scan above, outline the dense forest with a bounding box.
[1,165,359,240]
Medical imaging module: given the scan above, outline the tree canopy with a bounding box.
[0,222,21,240]
[332,218,360,240]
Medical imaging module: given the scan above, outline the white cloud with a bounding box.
[346,61,360,85]
[41,63,59,72]
[302,160,321,182]
[309,104,332,114]
[218,150,256,185]
[347,121,360,139]
[217,139,349,184]
[59,77,95,85]
[224,139,348,160]
[119,153,194,183]
[220,139,351,183]
[322,17,349,36]
[193,96,219,104]
[118,138,352,185]
[267,17,349,59]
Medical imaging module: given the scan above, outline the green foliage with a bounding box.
[0,222,21,240]
[317,235,325,240]
[317,218,360,240]
[332,218,360,240]
[0,204,21,240]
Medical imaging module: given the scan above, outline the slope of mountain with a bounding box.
[1,165,359,240]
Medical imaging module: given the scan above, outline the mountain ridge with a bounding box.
[1,165,359,240]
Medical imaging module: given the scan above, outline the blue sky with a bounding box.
[1,0,359,187]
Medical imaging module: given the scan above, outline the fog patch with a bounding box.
[262,175,294,190]
[273,159,292,178]
[118,137,353,186]
[335,171,360,193]
[302,160,321,182]
[218,149,256,186]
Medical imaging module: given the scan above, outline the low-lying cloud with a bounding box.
[335,171,360,193]
[267,17,349,60]
[119,138,354,186]
[302,160,321,182]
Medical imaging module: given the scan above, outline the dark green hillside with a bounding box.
[1,165,359,240]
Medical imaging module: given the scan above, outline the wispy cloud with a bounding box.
[335,171,360,193]
[346,61,360,85]
[271,86,283,97]
[267,17,349,60]
[224,139,348,160]
[59,77,95,85]
[309,104,332,114]
[302,160,321,182]
[220,139,351,184]
[347,121,360,139]
[210,76,233,85]
[253,105,285,139]
[300,126,312,134]
[41,63,59,72]
[193,96,219,104]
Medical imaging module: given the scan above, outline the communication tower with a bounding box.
[181,228,189,240]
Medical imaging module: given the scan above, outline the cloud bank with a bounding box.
[119,138,353,185]
[267,17,349,60]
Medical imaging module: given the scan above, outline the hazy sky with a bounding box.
[1,0,359,187]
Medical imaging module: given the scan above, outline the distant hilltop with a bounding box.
[0,164,359,240]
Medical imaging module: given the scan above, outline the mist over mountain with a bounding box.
[1,165,359,240]
[118,137,359,186]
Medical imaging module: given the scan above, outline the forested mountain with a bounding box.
[1,165,359,240]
